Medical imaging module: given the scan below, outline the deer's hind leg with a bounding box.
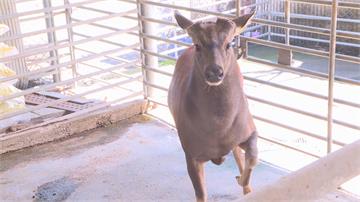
[235,132,258,195]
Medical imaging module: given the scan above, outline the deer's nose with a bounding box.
[205,65,224,83]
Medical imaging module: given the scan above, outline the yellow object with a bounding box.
[0,42,18,58]
[0,84,25,115]
[0,23,25,115]
[0,63,16,77]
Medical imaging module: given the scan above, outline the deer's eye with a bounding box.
[226,43,231,50]
[194,44,201,52]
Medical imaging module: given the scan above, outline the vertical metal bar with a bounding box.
[64,0,77,86]
[285,0,290,45]
[136,0,148,99]
[235,0,243,58]
[43,0,60,82]
[236,0,241,17]
[0,0,29,89]
[174,29,178,59]
[278,0,292,65]
[267,0,271,40]
[137,0,158,99]
[327,0,338,153]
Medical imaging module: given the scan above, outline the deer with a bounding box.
[168,11,258,202]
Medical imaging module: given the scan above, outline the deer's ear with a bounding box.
[174,10,193,30]
[232,12,255,35]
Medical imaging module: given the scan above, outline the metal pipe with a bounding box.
[0,42,139,85]
[247,95,360,131]
[235,0,241,58]
[0,60,140,102]
[327,0,338,153]
[252,18,360,40]
[271,32,360,48]
[136,0,147,99]
[0,9,138,43]
[64,0,78,86]
[0,26,139,63]
[278,0,292,65]
[19,11,65,23]
[140,33,191,47]
[140,1,159,98]
[257,135,321,158]
[270,11,360,23]
[251,114,346,147]
[140,0,233,18]
[243,76,360,108]
[244,37,360,64]
[285,0,290,45]
[142,49,176,61]
[0,0,108,20]
[43,0,60,82]
[266,0,271,41]
[291,0,360,9]
[143,66,173,77]
[246,56,359,85]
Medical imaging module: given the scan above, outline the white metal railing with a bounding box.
[135,0,360,159]
[0,0,143,126]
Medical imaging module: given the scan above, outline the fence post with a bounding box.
[43,0,60,83]
[0,0,29,89]
[327,0,338,153]
[64,0,77,86]
[137,0,158,99]
[267,0,271,41]
[236,0,245,58]
[278,0,292,66]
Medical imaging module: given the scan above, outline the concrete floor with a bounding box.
[0,115,357,202]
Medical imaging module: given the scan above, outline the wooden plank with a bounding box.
[25,94,96,112]
[36,91,100,104]
[32,107,66,120]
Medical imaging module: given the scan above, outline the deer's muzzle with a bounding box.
[205,65,224,86]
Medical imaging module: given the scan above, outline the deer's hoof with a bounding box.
[236,175,244,186]
[243,186,252,195]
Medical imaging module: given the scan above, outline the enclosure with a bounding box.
[0,0,359,201]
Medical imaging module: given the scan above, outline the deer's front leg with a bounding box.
[186,154,207,202]
[238,132,258,195]
[232,146,244,184]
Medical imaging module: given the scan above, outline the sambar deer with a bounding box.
[168,11,258,202]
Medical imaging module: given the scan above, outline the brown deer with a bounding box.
[168,11,258,202]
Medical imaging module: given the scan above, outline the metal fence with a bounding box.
[1,0,359,159]
[136,0,360,158]
[0,0,143,125]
